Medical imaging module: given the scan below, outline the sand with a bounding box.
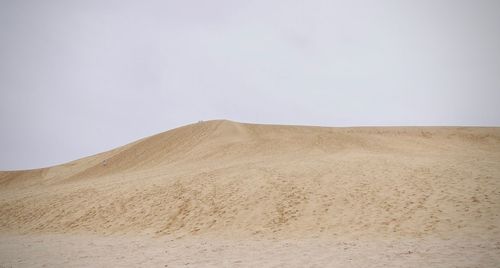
[1,234,499,267]
[1,120,499,267]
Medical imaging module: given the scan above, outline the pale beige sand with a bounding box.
[1,234,499,267]
[1,120,500,267]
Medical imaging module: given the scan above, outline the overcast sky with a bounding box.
[1,0,500,170]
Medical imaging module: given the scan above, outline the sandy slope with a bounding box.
[1,120,500,266]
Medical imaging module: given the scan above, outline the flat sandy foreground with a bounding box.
[1,120,500,267]
[1,234,499,267]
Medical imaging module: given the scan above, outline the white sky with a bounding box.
[1,0,500,170]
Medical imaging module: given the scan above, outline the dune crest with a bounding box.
[1,120,499,239]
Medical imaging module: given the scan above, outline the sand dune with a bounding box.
[1,120,500,266]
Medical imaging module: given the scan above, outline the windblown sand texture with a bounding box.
[1,120,499,267]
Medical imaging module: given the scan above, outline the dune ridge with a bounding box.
[1,120,499,239]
